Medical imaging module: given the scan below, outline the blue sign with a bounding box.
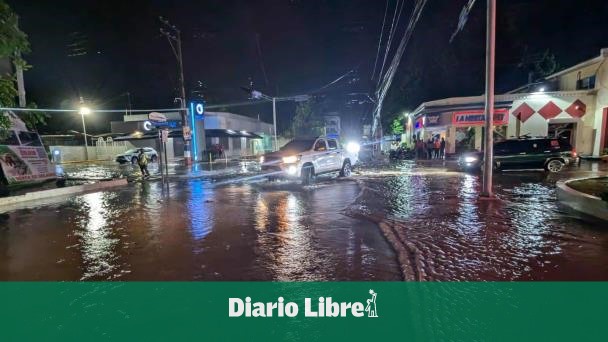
[190,101,205,119]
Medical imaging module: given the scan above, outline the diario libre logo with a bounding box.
[229,289,379,318]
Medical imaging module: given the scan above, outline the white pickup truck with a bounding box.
[260,136,358,185]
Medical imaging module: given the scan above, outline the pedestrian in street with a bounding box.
[433,138,441,159]
[415,139,422,159]
[426,138,433,159]
[440,137,446,159]
[137,149,150,178]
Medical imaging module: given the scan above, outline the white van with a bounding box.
[0,111,56,191]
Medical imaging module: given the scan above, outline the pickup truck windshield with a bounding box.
[280,139,316,153]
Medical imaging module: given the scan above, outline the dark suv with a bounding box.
[458,137,578,173]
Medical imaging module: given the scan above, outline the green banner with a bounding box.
[1,282,606,341]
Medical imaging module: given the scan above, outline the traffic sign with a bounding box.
[148,112,167,122]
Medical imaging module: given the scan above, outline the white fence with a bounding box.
[50,137,133,162]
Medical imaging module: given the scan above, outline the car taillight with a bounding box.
[571,149,577,158]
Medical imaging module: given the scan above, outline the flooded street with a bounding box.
[0,174,400,281]
[1,161,607,281]
[352,161,608,280]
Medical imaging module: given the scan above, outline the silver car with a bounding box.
[115,148,158,164]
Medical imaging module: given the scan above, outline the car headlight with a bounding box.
[464,156,477,163]
[286,165,298,175]
[346,142,361,154]
[259,156,264,163]
[282,155,299,164]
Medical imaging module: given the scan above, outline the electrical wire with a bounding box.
[371,0,428,136]
[371,0,390,81]
[377,0,405,88]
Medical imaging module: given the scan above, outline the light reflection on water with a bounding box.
[77,192,119,280]
[188,181,214,241]
[354,160,608,280]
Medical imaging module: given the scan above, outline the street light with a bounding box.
[79,106,91,160]
[245,88,310,151]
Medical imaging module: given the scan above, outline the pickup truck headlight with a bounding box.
[464,156,478,163]
[346,142,361,154]
[282,155,300,164]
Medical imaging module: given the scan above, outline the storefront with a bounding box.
[110,111,273,160]
[408,48,608,157]
[411,100,512,155]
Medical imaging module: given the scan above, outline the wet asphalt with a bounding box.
[0,160,607,281]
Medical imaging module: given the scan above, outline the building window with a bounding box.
[576,75,596,90]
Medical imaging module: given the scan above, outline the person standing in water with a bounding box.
[137,149,150,178]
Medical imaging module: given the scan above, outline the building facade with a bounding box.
[408,48,608,157]
[111,111,273,160]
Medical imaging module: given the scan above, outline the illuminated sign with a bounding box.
[425,114,441,126]
[190,101,205,117]
[452,109,509,126]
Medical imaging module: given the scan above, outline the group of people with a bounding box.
[414,137,446,160]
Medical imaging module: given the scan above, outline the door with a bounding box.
[312,138,329,173]
[326,139,342,171]
[494,140,523,169]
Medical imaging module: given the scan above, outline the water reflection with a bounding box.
[77,192,119,280]
[188,181,214,241]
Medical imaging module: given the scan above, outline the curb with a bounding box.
[556,177,608,221]
[0,179,128,208]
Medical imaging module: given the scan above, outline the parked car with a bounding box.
[260,137,358,185]
[115,148,158,164]
[458,137,578,173]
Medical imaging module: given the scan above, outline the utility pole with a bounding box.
[481,0,496,198]
[160,16,193,165]
[15,16,26,108]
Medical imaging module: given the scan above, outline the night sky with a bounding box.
[8,0,608,133]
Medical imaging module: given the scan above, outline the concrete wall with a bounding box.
[593,60,608,155]
[556,61,602,91]
[50,144,133,162]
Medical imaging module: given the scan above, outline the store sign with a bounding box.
[190,101,205,120]
[452,109,509,126]
[415,117,424,129]
[425,114,441,126]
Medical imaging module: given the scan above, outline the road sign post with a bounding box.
[162,129,169,179]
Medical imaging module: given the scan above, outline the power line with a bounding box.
[372,0,429,137]
[450,0,477,43]
[377,0,405,88]
[371,0,390,81]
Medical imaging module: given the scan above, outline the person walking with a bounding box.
[426,138,433,159]
[433,138,441,159]
[137,149,150,178]
[440,137,446,159]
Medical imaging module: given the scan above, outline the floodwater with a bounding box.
[0,175,400,280]
[1,161,607,281]
[351,160,608,280]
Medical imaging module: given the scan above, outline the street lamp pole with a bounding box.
[247,89,310,151]
[272,97,277,151]
[481,0,496,197]
[79,102,91,161]
[81,113,88,160]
